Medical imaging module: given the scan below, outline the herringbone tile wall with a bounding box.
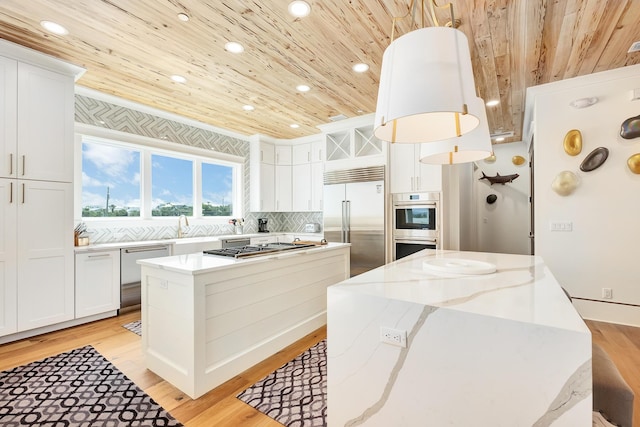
[75,94,322,243]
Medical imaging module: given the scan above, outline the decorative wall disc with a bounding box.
[620,115,640,139]
[563,129,582,156]
[512,155,525,166]
[627,153,640,174]
[580,147,609,172]
[551,171,579,196]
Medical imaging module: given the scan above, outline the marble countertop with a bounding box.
[73,232,324,253]
[331,249,588,333]
[137,242,350,275]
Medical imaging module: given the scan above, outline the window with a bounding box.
[80,136,241,220]
[202,162,233,216]
[151,155,193,216]
[81,141,141,217]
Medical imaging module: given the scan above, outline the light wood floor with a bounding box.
[0,312,638,426]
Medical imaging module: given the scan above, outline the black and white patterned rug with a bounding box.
[123,320,142,336]
[0,345,182,426]
[237,339,327,427]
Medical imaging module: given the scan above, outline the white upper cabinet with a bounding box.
[250,139,276,212]
[0,57,17,180]
[292,144,311,164]
[318,114,387,170]
[390,143,442,193]
[275,145,292,165]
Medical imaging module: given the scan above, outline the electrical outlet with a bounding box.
[550,221,573,232]
[380,327,407,347]
[602,288,613,299]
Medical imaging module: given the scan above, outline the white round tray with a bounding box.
[423,258,497,275]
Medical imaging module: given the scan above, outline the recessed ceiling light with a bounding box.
[296,84,310,92]
[486,99,500,107]
[170,75,187,83]
[288,1,311,18]
[40,20,68,35]
[290,124,300,128]
[242,105,255,111]
[177,13,190,22]
[225,41,244,53]
[352,63,369,73]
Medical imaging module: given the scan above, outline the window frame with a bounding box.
[74,126,244,224]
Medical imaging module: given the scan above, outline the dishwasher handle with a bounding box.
[123,245,170,253]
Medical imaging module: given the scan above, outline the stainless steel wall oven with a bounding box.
[392,192,440,260]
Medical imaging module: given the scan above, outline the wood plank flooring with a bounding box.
[0,312,638,426]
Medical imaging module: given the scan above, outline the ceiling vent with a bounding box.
[628,41,640,53]
[329,114,348,122]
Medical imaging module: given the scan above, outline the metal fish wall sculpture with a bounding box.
[479,172,520,185]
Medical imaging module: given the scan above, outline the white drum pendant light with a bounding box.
[374,26,480,144]
[419,97,493,164]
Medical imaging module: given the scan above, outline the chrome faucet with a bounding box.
[177,215,189,238]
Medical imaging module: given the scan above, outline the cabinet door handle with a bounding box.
[21,183,25,203]
[21,155,25,176]
[9,153,13,176]
[9,182,13,203]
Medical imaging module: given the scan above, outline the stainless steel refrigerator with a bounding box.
[323,166,385,277]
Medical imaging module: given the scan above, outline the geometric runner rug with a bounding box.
[0,345,182,426]
[123,320,142,336]
[237,339,327,427]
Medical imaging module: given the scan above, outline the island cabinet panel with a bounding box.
[139,243,350,399]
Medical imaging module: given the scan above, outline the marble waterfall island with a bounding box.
[327,250,592,426]
[138,242,349,399]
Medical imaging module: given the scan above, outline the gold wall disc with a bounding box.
[512,155,525,166]
[627,153,640,174]
[563,129,582,156]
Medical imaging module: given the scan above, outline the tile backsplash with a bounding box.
[75,94,322,244]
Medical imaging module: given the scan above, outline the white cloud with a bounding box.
[82,171,103,187]
[83,143,137,179]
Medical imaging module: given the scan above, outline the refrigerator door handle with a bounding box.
[345,200,351,243]
[341,200,347,242]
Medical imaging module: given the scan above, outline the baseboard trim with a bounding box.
[573,298,640,327]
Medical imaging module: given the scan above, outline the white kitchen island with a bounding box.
[327,250,592,426]
[138,242,349,399]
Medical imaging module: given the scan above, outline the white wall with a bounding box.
[474,141,531,255]
[528,64,640,326]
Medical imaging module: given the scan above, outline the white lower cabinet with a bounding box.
[0,179,17,337]
[75,250,120,318]
[15,180,74,332]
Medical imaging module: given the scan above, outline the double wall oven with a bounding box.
[392,192,440,260]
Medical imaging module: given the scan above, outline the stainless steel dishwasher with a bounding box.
[120,244,171,310]
[221,237,250,248]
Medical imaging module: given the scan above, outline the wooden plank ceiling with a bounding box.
[0,0,639,142]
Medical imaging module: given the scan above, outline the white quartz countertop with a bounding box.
[331,249,588,333]
[137,242,350,275]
